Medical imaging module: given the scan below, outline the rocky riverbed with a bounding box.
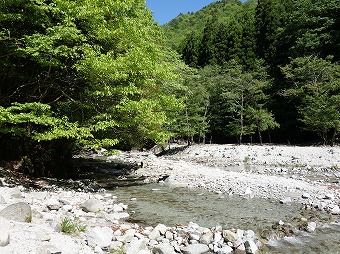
[0,180,261,254]
[0,144,339,254]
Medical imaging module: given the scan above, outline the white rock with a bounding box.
[324,193,335,200]
[0,194,6,204]
[105,212,129,221]
[217,245,233,254]
[199,231,213,245]
[125,239,148,254]
[82,199,104,212]
[154,224,168,235]
[153,242,177,254]
[245,187,252,195]
[302,193,310,199]
[87,226,113,248]
[62,205,73,211]
[329,205,340,215]
[46,198,62,210]
[36,244,62,254]
[307,222,317,232]
[214,232,223,243]
[181,243,210,254]
[10,188,22,198]
[0,230,10,246]
[94,245,103,253]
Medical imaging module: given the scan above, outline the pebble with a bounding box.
[0,230,10,247]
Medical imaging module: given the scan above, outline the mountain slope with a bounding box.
[162,0,244,50]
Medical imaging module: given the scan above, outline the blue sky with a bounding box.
[146,0,221,25]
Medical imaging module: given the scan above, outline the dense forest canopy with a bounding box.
[163,0,340,146]
[0,0,339,176]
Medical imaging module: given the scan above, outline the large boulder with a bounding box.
[87,226,113,248]
[82,199,104,212]
[0,202,32,222]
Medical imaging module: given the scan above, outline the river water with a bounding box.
[108,182,340,253]
[72,157,340,253]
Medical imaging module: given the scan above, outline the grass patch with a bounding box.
[109,246,125,254]
[61,217,87,235]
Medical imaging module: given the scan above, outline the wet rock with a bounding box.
[0,230,10,246]
[82,199,104,212]
[307,222,317,232]
[181,243,210,254]
[0,202,32,222]
[223,230,238,242]
[244,240,258,254]
[87,226,113,248]
[105,212,130,221]
[199,231,213,244]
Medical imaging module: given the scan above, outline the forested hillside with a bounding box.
[163,0,340,146]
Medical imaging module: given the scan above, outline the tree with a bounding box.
[198,16,218,67]
[283,0,340,61]
[221,62,277,144]
[180,31,200,67]
[169,66,210,144]
[255,0,280,63]
[281,55,340,145]
[0,0,182,175]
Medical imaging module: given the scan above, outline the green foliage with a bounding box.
[283,0,340,61]
[109,246,125,254]
[0,102,92,141]
[61,217,87,235]
[162,0,243,50]
[282,56,340,145]
[0,0,183,174]
[171,68,210,144]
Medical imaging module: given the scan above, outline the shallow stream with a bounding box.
[71,157,340,253]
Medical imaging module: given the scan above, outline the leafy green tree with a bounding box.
[169,66,210,144]
[0,0,182,175]
[282,56,340,145]
[198,16,218,67]
[255,0,279,62]
[180,31,200,67]
[283,0,340,61]
[221,62,277,143]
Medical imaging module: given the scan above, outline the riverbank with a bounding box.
[129,144,340,209]
[0,144,339,253]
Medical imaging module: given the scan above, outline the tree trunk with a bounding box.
[258,127,263,145]
[331,128,337,147]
